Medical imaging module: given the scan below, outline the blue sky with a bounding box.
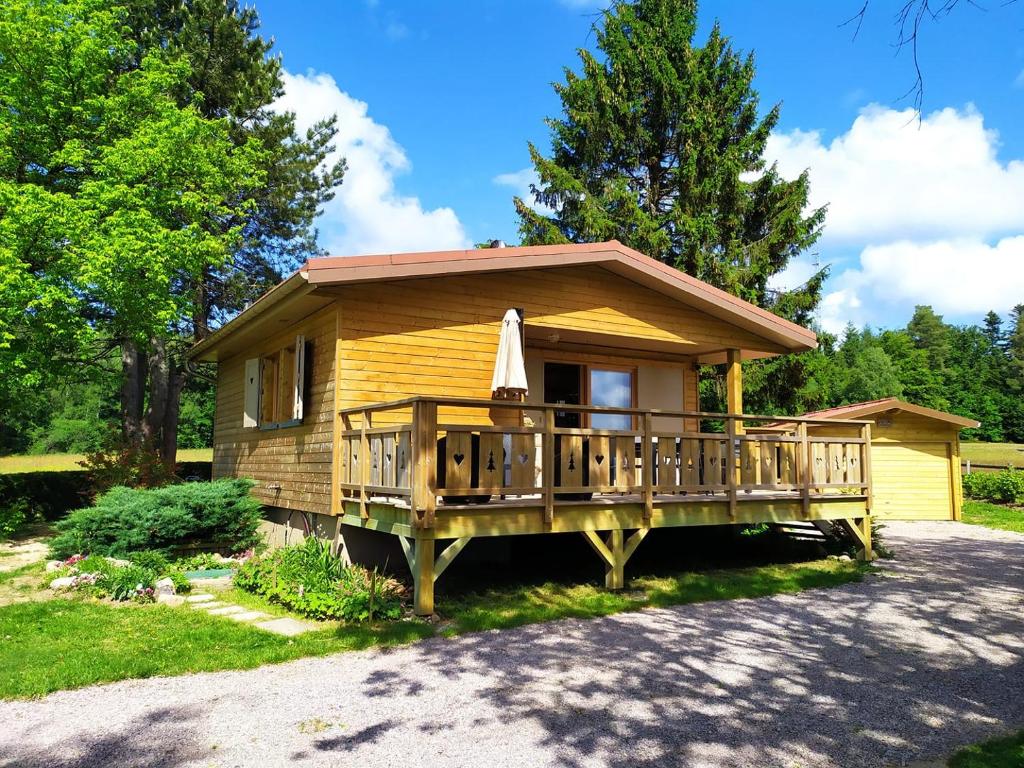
[259,0,1024,333]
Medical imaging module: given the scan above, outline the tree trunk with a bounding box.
[120,339,145,447]
[162,366,185,467]
[143,336,169,447]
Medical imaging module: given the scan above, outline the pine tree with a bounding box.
[514,0,826,318]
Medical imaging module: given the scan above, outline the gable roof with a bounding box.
[190,240,817,361]
[796,398,980,429]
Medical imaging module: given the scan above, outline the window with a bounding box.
[589,368,633,430]
[242,335,310,429]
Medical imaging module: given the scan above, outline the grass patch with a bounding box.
[0,557,866,699]
[0,599,434,698]
[948,729,1024,768]
[961,442,1024,469]
[0,449,212,474]
[962,500,1024,534]
[441,559,867,634]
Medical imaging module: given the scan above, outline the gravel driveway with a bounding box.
[2,521,1022,768]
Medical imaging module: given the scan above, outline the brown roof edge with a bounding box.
[773,398,980,430]
[187,269,310,361]
[303,240,818,352]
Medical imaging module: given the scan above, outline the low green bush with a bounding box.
[128,550,170,574]
[963,468,1024,504]
[48,479,263,560]
[105,564,157,602]
[235,537,404,622]
[0,499,30,539]
[166,571,192,595]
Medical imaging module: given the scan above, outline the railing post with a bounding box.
[638,415,655,524]
[414,400,438,528]
[359,410,371,519]
[543,407,555,525]
[798,422,810,518]
[726,415,737,520]
[641,412,654,521]
[861,421,873,513]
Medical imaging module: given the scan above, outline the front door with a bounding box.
[543,362,582,428]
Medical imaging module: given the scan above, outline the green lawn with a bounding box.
[0,448,212,474]
[962,500,1024,534]
[948,729,1024,768]
[960,442,1024,469]
[0,558,866,699]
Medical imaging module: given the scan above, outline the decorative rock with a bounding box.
[185,593,215,603]
[156,593,185,607]
[45,560,64,573]
[228,611,269,622]
[255,617,317,637]
[838,554,853,562]
[155,577,176,596]
[207,605,245,616]
[49,576,76,590]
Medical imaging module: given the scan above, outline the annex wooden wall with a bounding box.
[807,411,963,521]
[212,305,337,514]
[335,265,750,424]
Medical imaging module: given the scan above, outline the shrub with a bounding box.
[105,564,157,602]
[165,571,192,595]
[236,537,404,622]
[0,498,30,539]
[49,479,263,560]
[129,550,170,574]
[963,469,1024,504]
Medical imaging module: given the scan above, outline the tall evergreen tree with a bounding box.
[514,0,826,317]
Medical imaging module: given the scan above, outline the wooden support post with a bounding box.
[725,349,743,520]
[543,407,555,525]
[413,537,435,616]
[726,416,738,521]
[412,400,437,528]
[606,529,624,589]
[359,409,371,519]
[641,412,654,521]
[582,528,648,591]
[797,422,810,518]
[862,422,873,513]
[858,516,873,562]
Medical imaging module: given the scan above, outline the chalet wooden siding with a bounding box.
[335,265,749,424]
[212,306,336,514]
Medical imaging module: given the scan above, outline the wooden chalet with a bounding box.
[191,241,875,615]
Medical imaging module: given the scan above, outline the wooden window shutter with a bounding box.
[243,358,261,428]
[292,335,306,421]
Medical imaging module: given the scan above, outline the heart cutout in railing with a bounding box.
[663,455,673,466]
[518,452,530,465]
[595,453,605,465]
[453,452,465,465]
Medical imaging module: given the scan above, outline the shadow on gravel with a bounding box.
[2,705,207,768]
[362,525,1024,768]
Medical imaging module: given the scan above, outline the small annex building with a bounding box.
[797,399,978,521]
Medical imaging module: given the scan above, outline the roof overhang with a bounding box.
[767,398,980,430]
[190,240,819,363]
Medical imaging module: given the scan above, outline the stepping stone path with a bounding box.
[184,593,317,636]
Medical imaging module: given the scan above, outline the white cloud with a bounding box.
[275,70,470,255]
[766,105,1024,245]
[818,236,1024,333]
[493,167,554,215]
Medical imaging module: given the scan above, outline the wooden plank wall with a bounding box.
[336,265,751,424]
[212,305,337,514]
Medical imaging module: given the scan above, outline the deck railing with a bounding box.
[337,397,872,528]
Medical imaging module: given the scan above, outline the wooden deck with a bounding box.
[335,397,874,614]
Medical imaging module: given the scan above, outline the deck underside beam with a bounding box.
[400,535,474,616]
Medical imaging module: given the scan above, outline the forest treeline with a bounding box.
[738,305,1024,442]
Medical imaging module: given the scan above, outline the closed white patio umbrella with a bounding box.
[491,308,529,399]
